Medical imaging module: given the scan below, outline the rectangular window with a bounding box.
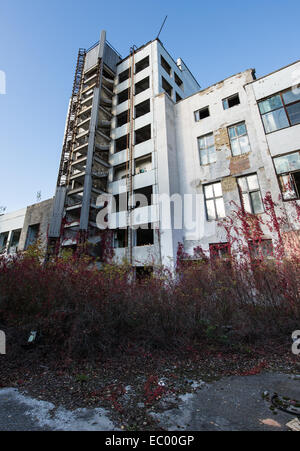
[204,182,226,220]
[25,224,39,249]
[119,68,130,84]
[113,229,127,249]
[273,151,300,200]
[161,56,171,76]
[174,73,183,90]
[209,242,230,260]
[115,134,129,153]
[237,174,264,214]
[258,86,300,133]
[135,99,150,119]
[118,88,129,105]
[116,110,129,128]
[223,93,240,110]
[198,133,216,165]
[176,93,182,102]
[136,225,154,246]
[8,229,21,253]
[228,122,251,156]
[194,107,210,121]
[135,124,151,145]
[135,77,150,95]
[135,56,149,74]
[249,240,273,260]
[0,232,9,253]
[162,77,173,98]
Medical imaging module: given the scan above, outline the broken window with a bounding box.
[198,133,216,165]
[119,68,131,84]
[259,87,300,133]
[273,151,300,200]
[135,225,154,246]
[228,122,251,156]
[237,174,264,214]
[9,229,21,253]
[135,56,149,74]
[161,56,172,76]
[223,93,240,110]
[204,182,226,221]
[176,93,182,102]
[174,72,183,90]
[118,88,129,105]
[135,77,150,95]
[135,99,150,119]
[135,124,151,145]
[194,107,210,121]
[117,110,129,128]
[115,134,129,153]
[0,232,9,253]
[25,224,40,249]
[162,77,173,98]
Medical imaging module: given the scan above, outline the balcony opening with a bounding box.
[119,68,131,84]
[136,225,154,246]
[135,99,150,119]
[115,134,129,153]
[135,154,152,175]
[118,88,130,105]
[135,77,150,95]
[162,77,173,98]
[135,56,149,74]
[134,186,153,208]
[174,72,184,90]
[117,110,129,128]
[161,56,171,76]
[114,163,128,181]
[135,124,151,145]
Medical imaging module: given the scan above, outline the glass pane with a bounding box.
[259,95,283,114]
[282,87,300,105]
[200,149,208,165]
[238,177,248,192]
[204,185,214,199]
[213,182,223,198]
[247,174,259,190]
[274,152,300,174]
[223,99,229,110]
[236,123,246,136]
[239,135,251,154]
[228,126,236,139]
[215,198,225,218]
[242,193,251,213]
[198,137,205,149]
[208,146,216,163]
[231,139,241,156]
[195,111,200,121]
[251,191,264,214]
[286,102,300,125]
[206,199,216,220]
[262,108,289,133]
[206,134,214,146]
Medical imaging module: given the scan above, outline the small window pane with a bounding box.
[206,200,216,220]
[242,193,251,213]
[200,149,208,165]
[194,111,200,122]
[262,108,289,133]
[198,137,206,149]
[205,185,214,199]
[274,152,300,174]
[213,182,223,198]
[231,139,240,156]
[239,135,251,154]
[259,95,283,114]
[236,123,246,136]
[286,102,300,126]
[208,146,216,163]
[215,198,225,218]
[238,177,248,192]
[282,87,300,105]
[251,191,264,214]
[247,174,259,190]
[228,127,236,139]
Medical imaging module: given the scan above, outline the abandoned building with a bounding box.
[1,30,300,269]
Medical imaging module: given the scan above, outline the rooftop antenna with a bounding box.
[157,15,168,40]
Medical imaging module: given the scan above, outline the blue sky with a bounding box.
[1,0,299,212]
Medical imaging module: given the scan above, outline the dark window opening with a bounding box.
[9,229,21,252]
[135,77,150,95]
[115,134,129,153]
[135,56,149,74]
[223,94,240,110]
[113,229,127,248]
[117,110,129,128]
[0,232,9,252]
[162,77,173,98]
[135,99,150,119]
[119,68,130,84]
[161,56,171,76]
[113,193,128,213]
[25,224,40,250]
[135,124,151,145]
[174,72,183,90]
[176,93,182,102]
[118,88,129,105]
[114,163,128,181]
[103,67,114,81]
[134,186,153,208]
[136,266,153,281]
[136,225,154,246]
[194,107,210,121]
